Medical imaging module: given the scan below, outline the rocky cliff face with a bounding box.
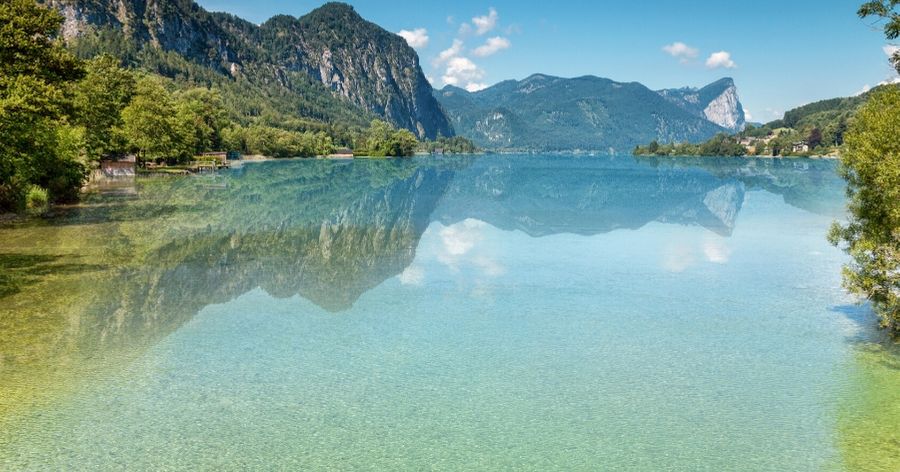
[259,4,453,139]
[42,0,242,73]
[39,0,453,139]
[657,78,746,131]
[701,81,744,130]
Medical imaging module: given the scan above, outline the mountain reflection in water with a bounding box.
[80,156,844,311]
[0,155,845,427]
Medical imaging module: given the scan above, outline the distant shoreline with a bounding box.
[633,153,840,160]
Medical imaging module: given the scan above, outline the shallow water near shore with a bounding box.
[1,155,897,470]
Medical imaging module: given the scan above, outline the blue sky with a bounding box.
[197,0,899,122]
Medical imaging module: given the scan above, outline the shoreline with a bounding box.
[633,153,840,160]
[3,153,841,223]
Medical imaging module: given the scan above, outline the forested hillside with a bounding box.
[634,84,896,157]
[39,0,452,140]
[434,74,733,152]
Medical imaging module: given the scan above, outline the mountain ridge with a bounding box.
[434,74,739,152]
[40,0,453,139]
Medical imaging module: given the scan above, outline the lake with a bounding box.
[1,155,897,470]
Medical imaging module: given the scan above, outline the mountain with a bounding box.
[258,6,451,139]
[635,84,900,158]
[433,74,730,153]
[40,0,453,139]
[657,78,746,131]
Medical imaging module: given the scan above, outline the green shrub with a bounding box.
[25,186,49,214]
[829,87,900,333]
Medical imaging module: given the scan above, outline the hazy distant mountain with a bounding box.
[433,74,732,152]
[40,0,453,139]
[657,78,746,131]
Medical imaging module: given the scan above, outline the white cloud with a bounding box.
[472,8,499,35]
[473,36,510,57]
[705,51,736,69]
[662,42,698,63]
[884,44,900,58]
[433,39,488,90]
[398,28,429,49]
[744,109,753,121]
[435,39,464,65]
[442,56,485,88]
[433,9,509,92]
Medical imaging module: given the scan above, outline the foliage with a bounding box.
[698,133,747,157]
[66,25,370,147]
[25,185,49,214]
[859,0,900,73]
[174,87,230,156]
[73,54,135,160]
[117,76,281,163]
[356,120,418,157]
[779,94,866,130]
[634,133,746,157]
[120,76,190,163]
[0,0,87,211]
[828,87,900,333]
[223,124,334,158]
[419,136,480,154]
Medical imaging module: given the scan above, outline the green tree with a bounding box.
[358,119,393,156]
[121,77,189,162]
[753,141,767,156]
[834,118,849,146]
[859,1,900,73]
[74,54,135,160]
[0,0,86,210]
[222,124,247,153]
[808,127,823,149]
[385,128,418,157]
[357,119,418,157]
[174,87,229,155]
[828,87,900,333]
[698,133,746,157]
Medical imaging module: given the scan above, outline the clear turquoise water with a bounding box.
[0,155,880,470]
